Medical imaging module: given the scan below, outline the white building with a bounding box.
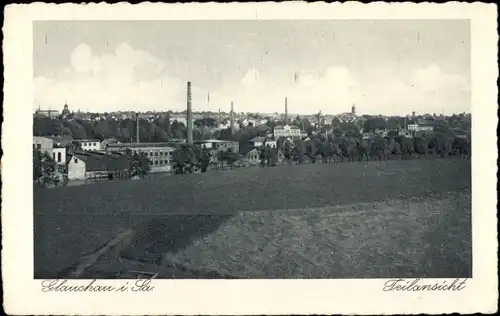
[67,152,130,180]
[52,147,67,165]
[105,142,176,173]
[249,137,265,147]
[407,124,419,131]
[33,136,66,165]
[194,139,239,153]
[273,125,303,139]
[74,139,101,151]
[265,140,277,148]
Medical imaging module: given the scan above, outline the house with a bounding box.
[273,124,303,139]
[33,136,68,165]
[33,136,53,153]
[265,140,277,148]
[67,151,131,180]
[52,147,67,165]
[407,124,419,131]
[249,136,265,147]
[243,148,260,166]
[334,105,360,123]
[34,109,60,118]
[194,139,239,153]
[73,139,101,151]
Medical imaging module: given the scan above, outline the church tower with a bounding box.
[62,101,70,118]
[351,104,356,116]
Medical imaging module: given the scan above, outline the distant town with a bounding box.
[33,81,471,187]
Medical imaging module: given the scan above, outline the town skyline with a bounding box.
[34,20,470,116]
[33,102,470,118]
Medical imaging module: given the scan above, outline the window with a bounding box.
[74,158,78,163]
[53,153,56,160]
[37,144,41,149]
[154,160,158,165]
[154,152,158,156]
[33,144,35,149]
[149,152,153,156]
[57,152,62,162]
[160,152,164,156]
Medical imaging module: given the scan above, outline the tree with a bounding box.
[301,119,314,135]
[128,152,151,179]
[172,144,197,174]
[363,117,387,132]
[386,117,405,130]
[194,117,217,128]
[66,140,83,154]
[306,139,317,162]
[292,116,302,128]
[195,147,211,172]
[292,139,306,164]
[434,120,451,134]
[33,149,60,187]
[33,117,65,136]
[171,121,186,139]
[64,120,88,139]
[259,145,276,167]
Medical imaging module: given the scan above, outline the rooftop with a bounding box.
[71,151,131,172]
[107,142,177,149]
[274,125,300,129]
[194,139,238,143]
[73,139,101,143]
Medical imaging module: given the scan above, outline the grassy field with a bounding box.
[160,192,471,278]
[34,157,471,278]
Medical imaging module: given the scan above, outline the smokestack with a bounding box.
[318,111,322,132]
[230,101,234,135]
[285,97,288,125]
[187,81,193,145]
[136,112,140,144]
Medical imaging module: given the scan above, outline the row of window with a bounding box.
[149,159,172,166]
[146,151,172,157]
[82,142,99,147]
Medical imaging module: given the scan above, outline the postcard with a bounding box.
[2,2,498,315]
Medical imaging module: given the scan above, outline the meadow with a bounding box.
[34,157,471,278]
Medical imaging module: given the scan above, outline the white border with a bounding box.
[2,2,498,315]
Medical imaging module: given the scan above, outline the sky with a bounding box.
[33,20,470,115]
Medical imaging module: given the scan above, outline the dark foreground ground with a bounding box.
[34,157,471,278]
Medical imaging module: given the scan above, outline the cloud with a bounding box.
[34,42,231,113]
[34,43,470,115]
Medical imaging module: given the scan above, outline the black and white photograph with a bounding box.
[32,18,474,280]
[2,2,498,315]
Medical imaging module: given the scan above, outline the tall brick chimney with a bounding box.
[136,112,140,144]
[230,101,234,135]
[285,97,288,125]
[187,81,193,145]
